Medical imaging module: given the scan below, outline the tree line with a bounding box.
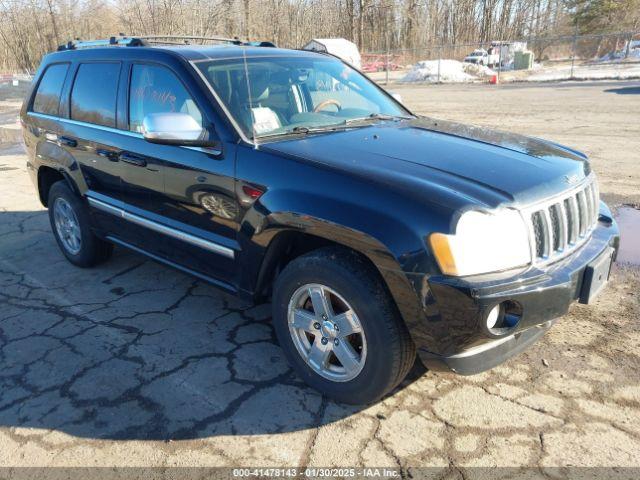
[1,0,639,72]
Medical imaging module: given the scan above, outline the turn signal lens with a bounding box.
[429,233,458,275]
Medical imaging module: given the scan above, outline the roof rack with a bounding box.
[140,35,243,45]
[57,36,147,51]
[57,35,276,51]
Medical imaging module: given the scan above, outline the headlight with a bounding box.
[429,209,531,276]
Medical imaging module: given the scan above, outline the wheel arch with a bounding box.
[37,166,77,207]
[248,216,427,330]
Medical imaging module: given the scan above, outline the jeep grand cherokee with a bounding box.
[21,36,620,404]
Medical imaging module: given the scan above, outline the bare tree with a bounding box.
[1,0,636,73]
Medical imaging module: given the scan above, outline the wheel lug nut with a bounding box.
[321,314,327,320]
[334,339,339,346]
[321,337,328,345]
[313,322,321,330]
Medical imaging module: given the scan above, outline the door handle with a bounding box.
[119,152,147,167]
[58,136,77,148]
[96,149,119,162]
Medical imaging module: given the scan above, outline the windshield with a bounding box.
[194,54,410,140]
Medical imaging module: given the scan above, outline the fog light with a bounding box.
[484,301,523,337]
[486,305,501,329]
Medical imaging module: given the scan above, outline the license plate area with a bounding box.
[579,247,614,304]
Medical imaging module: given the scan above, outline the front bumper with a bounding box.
[417,204,619,374]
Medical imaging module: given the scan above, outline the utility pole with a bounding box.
[570,21,578,79]
[243,0,250,40]
[385,30,390,85]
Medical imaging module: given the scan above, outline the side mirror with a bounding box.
[142,113,217,147]
[390,92,403,104]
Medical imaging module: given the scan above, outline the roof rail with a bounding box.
[140,35,276,47]
[56,34,277,52]
[57,36,147,51]
[139,35,243,45]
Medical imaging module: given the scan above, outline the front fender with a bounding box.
[238,190,435,335]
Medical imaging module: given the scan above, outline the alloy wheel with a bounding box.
[287,283,367,382]
[53,197,82,255]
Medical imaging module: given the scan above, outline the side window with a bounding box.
[70,63,120,127]
[129,64,202,133]
[32,63,69,116]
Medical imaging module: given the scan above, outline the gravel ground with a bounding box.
[0,81,639,476]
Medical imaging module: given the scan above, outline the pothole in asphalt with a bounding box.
[615,205,640,265]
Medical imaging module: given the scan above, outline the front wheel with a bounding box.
[272,248,415,404]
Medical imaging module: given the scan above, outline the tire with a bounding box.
[47,180,113,267]
[272,247,415,404]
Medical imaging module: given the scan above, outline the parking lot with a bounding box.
[1,81,639,473]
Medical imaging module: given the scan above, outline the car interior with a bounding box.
[199,58,382,137]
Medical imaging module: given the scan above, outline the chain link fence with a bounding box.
[1,31,639,96]
[362,31,640,85]
[0,73,32,101]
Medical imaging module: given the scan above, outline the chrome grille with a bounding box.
[526,177,599,265]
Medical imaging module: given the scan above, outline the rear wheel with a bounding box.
[48,180,113,267]
[272,247,415,404]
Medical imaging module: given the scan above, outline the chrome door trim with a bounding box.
[87,196,235,259]
[29,112,142,138]
[27,112,222,155]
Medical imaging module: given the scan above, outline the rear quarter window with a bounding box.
[70,63,120,127]
[32,63,69,116]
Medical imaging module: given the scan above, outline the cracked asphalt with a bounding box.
[0,81,639,473]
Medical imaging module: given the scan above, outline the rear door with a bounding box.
[56,61,124,234]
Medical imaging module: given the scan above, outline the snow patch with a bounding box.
[402,59,496,83]
[597,49,640,62]
[526,62,640,82]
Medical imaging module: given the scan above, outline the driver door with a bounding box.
[121,62,239,285]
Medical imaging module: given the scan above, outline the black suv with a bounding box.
[21,36,619,404]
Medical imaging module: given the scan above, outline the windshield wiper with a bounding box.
[256,114,413,141]
[344,113,413,125]
[257,124,343,140]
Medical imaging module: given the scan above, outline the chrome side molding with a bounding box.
[87,197,235,259]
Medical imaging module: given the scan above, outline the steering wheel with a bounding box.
[314,99,342,113]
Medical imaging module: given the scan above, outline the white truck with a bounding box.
[463,49,499,67]
[465,42,528,68]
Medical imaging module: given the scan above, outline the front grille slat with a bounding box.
[541,208,553,257]
[576,190,588,237]
[585,184,594,230]
[528,176,599,266]
[567,196,579,243]
[556,202,568,251]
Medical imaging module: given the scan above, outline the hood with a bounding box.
[261,116,591,208]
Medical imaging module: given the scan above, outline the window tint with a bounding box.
[32,63,69,116]
[70,63,120,127]
[129,64,202,133]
